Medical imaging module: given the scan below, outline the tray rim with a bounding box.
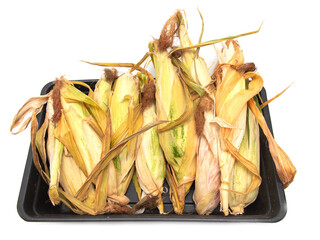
[17,79,287,222]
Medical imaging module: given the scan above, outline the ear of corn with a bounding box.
[229,105,260,215]
[149,12,198,214]
[43,97,62,205]
[177,12,221,215]
[135,82,166,213]
[214,40,263,215]
[215,40,247,216]
[11,77,109,213]
[55,79,106,177]
[53,78,109,210]
[193,94,221,215]
[92,68,127,211]
[109,72,140,197]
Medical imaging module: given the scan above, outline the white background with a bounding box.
[1,0,318,239]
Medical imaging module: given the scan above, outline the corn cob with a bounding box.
[229,105,260,215]
[149,12,197,214]
[135,81,166,213]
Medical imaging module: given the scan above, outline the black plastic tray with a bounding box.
[17,80,287,222]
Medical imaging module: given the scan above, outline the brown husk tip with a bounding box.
[52,78,63,124]
[104,68,118,83]
[194,94,215,136]
[142,82,155,111]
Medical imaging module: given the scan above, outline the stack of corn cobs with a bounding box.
[10,10,296,216]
